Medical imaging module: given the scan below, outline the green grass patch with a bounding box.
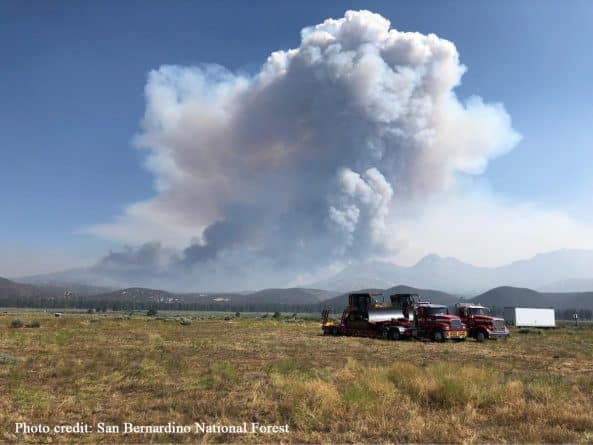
[12,387,52,409]
[200,362,239,389]
[264,358,300,375]
[342,383,375,408]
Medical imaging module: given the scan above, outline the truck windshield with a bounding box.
[469,307,489,315]
[426,306,448,315]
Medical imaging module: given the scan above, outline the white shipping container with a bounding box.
[503,307,556,328]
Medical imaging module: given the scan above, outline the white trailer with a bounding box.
[503,307,556,328]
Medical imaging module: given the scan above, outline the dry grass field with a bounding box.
[1,312,593,444]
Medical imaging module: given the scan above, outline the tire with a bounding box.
[475,330,486,342]
[381,329,390,340]
[331,326,339,336]
[390,329,400,341]
[432,330,444,342]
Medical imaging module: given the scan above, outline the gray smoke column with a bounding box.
[92,10,520,275]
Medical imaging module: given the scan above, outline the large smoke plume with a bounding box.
[88,10,522,289]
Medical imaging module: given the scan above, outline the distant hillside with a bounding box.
[3,276,592,314]
[92,287,185,303]
[0,276,64,298]
[540,278,593,293]
[22,280,113,296]
[90,287,338,309]
[0,275,114,298]
[242,288,338,305]
[470,286,593,311]
[470,286,544,308]
[0,277,36,297]
[311,262,403,292]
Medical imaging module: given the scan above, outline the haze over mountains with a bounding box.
[0,277,110,298]
[8,249,593,298]
[310,249,593,295]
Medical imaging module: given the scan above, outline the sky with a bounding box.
[1,1,592,285]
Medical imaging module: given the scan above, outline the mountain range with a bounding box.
[0,277,109,298]
[1,276,592,313]
[13,249,593,295]
[309,249,593,295]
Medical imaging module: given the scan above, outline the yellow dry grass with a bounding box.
[1,313,592,443]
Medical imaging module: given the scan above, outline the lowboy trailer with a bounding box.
[322,293,467,342]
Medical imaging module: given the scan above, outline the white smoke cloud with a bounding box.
[390,182,593,268]
[84,10,527,288]
[330,167,393,247]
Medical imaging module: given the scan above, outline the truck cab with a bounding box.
[412,304,467,341]
[455,303,509,341]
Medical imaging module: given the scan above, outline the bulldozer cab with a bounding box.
[348,293,372,314]
[390,293,420,307]
[343,307,368,329]
[343,293,374,329]
[390,293,420,319]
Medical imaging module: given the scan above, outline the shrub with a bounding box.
[235,311,241,318]
[10,319,24,328]
[146,308,158,317]
[0,354,18,365]
[179,317,192,325]
[24,320,40,328]
[272,311,281,319]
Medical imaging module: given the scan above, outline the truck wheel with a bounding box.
[381,329,390,340]
[390,329,400,341]
[475,330,486,342]
[432,330,444,342]
[331,326,339,336]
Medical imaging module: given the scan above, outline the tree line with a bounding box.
[2,294,592,320]
[0,294,324,314]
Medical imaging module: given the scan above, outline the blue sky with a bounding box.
[1,1,592,277]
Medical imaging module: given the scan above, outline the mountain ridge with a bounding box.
[309,249,593,294]
[2,276,593,312]
[7,248,593,297]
